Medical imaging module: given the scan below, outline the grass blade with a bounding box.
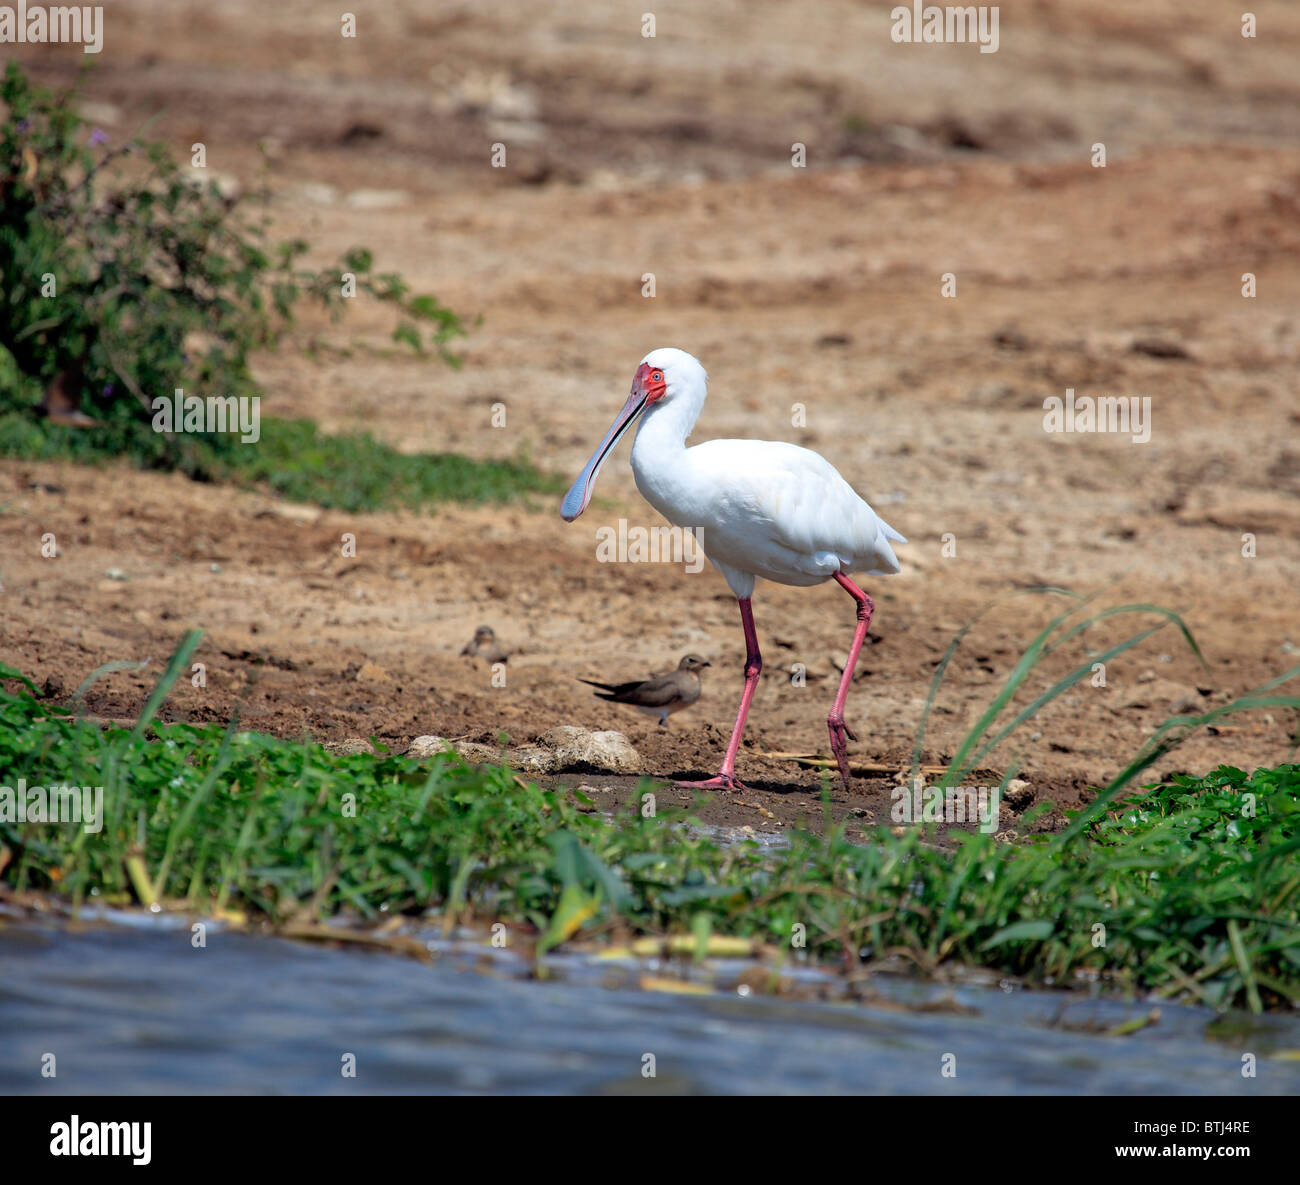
[130,628,202,741]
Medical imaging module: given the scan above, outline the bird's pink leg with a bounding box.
[676,597,761,792]
[827,572,874,792]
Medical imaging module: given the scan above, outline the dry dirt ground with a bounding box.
[3,2,1299,840]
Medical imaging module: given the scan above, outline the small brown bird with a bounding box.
[580,654,710,728]
[460,625,508,664]
[38,369,100,428]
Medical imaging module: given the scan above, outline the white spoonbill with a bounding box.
[561,348,906,792]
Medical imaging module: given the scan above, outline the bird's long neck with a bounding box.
[630,381,704,470]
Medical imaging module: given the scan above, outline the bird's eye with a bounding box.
[652,372,662,382]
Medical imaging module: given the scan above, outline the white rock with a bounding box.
[1003,778,1034,807]
[411,728,639,774]
[298,182,338,206]
[408,735,457,758]
[345,189,409,210]
[540,726,640,773]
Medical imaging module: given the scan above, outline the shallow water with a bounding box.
[2,920,1298,1095]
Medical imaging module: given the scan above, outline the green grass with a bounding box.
[2,631,1299,1012]
[229,417,561,512]
[0,409,562,513]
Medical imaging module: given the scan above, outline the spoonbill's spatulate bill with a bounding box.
[561,348,906,791]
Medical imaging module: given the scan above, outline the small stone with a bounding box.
[456,742,500,764]
[345,188,408,210]
[105,568,129,581]
[408,735,455,758]
[323,739,377,756]
[298,182,338,205]
[407,736,497,764]
[1003,779,1033,807]
[508,745,559,774]
[1131,338,1191,360]
[539,725,640,773]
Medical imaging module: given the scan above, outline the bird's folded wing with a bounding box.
[586,674,683,705]
[615,674,685,705]
[578,678,622,693]
[723,448,903,573]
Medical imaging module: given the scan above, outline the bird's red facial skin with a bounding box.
[635,363,668,404]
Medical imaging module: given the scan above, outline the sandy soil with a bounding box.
[3,2,1299,839]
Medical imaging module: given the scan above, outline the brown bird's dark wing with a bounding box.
[581,672,687,707]
[39,369,101,428]
[578,677,637,698]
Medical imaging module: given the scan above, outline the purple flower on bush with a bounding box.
[89,128,108,147]
[16,118,31,133]
[102,383,115,397]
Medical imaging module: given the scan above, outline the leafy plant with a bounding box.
[0,62,465,477]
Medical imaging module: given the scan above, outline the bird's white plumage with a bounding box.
[627,348,905,599]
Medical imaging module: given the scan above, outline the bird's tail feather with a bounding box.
[872,533,902,575]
